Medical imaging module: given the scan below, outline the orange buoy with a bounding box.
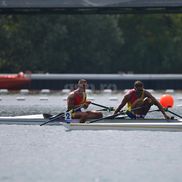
[159,94,174,108]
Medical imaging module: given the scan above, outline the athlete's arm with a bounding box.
[145,91,170,119]
[67,93,75,110]
[114,94,130,114]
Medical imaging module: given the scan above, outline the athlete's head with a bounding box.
[78,79,87,90]
[134,80,144,92]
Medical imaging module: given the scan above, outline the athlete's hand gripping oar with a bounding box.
[40,105,82,126]
[90,102,114,112]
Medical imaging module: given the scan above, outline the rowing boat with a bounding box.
[0,114,182,132]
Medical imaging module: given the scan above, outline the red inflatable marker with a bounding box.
[160,94,174,108]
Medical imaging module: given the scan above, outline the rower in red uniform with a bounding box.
[114,80,170,119]
[67,79,103,122]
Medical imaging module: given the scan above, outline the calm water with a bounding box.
[0,91,182,182]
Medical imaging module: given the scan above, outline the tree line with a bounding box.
[0,14,182,74]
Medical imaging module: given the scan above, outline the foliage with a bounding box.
[0,14,182,73]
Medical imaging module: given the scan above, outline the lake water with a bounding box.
[0,90,182,182]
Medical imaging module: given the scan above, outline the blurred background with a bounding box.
[0,0,182,91]
[1,1,182,91]
[0,0,182,112]
[0,13,182,74]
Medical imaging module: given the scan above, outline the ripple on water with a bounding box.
[0,93,182,182]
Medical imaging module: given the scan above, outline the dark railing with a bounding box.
[29,74,182,90]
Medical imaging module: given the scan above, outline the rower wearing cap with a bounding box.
[67,79,103,122]
[114,80,170,119]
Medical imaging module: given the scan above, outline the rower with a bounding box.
[114,80,170,119]
[67,79,103,123]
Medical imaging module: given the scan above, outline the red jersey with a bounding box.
[127,89,144,110]
[70,90,86,107]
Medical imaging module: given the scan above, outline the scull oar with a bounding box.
[90,102,114,111]
[165,108,182,119]
[40,113,64,126]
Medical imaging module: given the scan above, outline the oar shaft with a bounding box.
[91,102,114,112]
[91,102,110,110]
[89,112,122,123]
[167,110,182,119]
[40,114,63,126]
[147,108,182,119]
[148,109,160,113]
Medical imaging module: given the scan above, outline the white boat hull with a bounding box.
[0,115,179,125]
[0,115,56,125]
[63,122,182,132]
[0,115,182,132]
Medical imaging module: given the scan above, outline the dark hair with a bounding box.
[134,80,144,88]
[78,79,87,84]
